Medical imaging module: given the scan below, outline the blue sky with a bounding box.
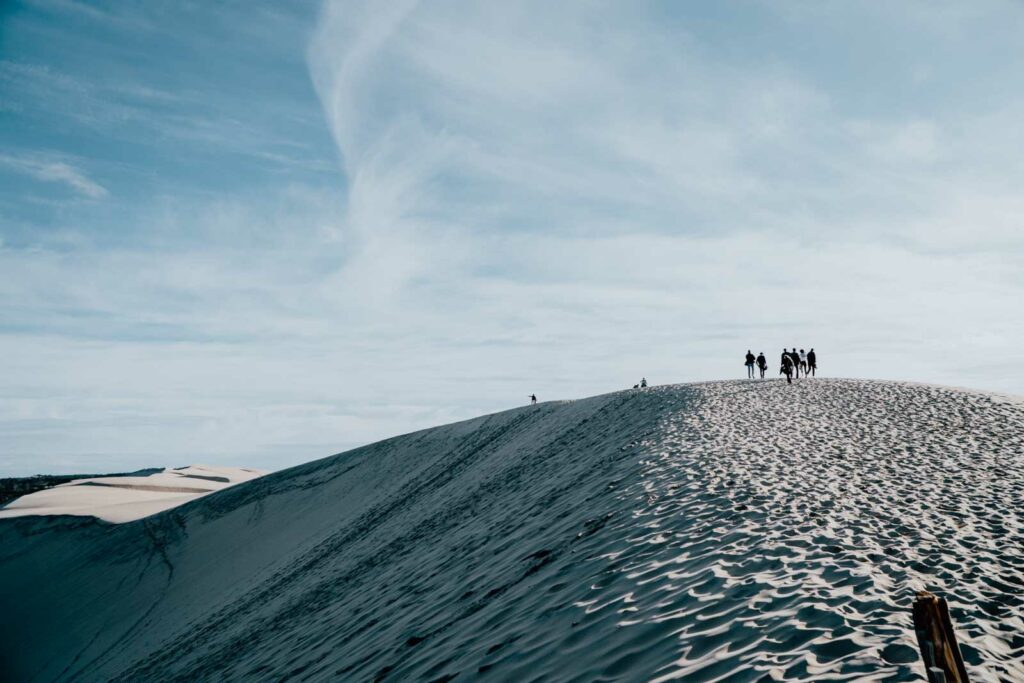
[3,0,1024,476]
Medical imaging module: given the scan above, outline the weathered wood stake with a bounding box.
[913,591,970,683]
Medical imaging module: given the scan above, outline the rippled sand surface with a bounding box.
[1,380,1022,681]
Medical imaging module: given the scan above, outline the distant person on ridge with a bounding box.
[799,349,808,375]
[640,377,648,388]
[745,350,756,379]
[807,348,817,376]
[781,353,794,384]
[530,394,537,405]
[756,352,767,379]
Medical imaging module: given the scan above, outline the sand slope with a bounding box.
[0,465,266,523]
[0,380,1022,681]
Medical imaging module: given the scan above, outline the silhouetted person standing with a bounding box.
[807,348,817,376]
[640,377,648,388]
[790,348,801,378]
[799,349,808,375]
[781,353,794,384]
[745,350,756,379]
[530,394,537,405]
[756,352,767,378]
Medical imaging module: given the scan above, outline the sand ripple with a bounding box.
[608,380,1024,681]
[1,380,1021,681]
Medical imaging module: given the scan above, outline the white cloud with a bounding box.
[5,1,1024,475]
[0,153,109,198]
[848,119,941,166]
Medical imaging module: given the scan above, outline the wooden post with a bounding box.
[913,591,970,683]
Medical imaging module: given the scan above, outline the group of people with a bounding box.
[530,351,820,405]
[744,348,817,384]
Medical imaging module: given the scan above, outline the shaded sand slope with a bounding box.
[0,465,266,523]
[1,380,1023,681]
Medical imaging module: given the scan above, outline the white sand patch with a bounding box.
[0,465,266,523]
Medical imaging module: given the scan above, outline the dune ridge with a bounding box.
[0,379,1021,681]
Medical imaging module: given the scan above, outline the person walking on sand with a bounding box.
[756,352,767,379]
[530,394,537,405]
[790,348,801,378]
[781,352,794,384]
[807,348,817,377]
[745,350,756,379]
[799,349,808,375]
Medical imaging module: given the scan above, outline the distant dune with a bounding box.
[0,465,266,524]
[0,468,162,507]
[1,379,1021,681]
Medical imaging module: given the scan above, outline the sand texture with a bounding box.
[0,380,1021,681]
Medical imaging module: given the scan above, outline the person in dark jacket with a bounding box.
[756,352,767,379]
[790,348,801,378]
[781,353,794,384]
[807,348,817,376]
[745,350,756,378]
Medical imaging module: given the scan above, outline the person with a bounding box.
[756,352,767,379]
[640,377,648,388]
[530,394,537,405]
[807,348,817,377]
[744,350,756,379]
[799,349,808,375]
[781,352,794,384]
[790,348,801,378]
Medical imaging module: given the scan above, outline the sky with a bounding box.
[2,0,1024,477]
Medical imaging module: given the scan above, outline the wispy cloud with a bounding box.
[0,153,108,198]
[21,0,156,30]
[4,0,1024,476]
[302,0,1024,400]
[308,0,1024,268]
[0,60,329,173]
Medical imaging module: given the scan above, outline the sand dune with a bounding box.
[0,465,266,523]
[0,380,1021,681]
